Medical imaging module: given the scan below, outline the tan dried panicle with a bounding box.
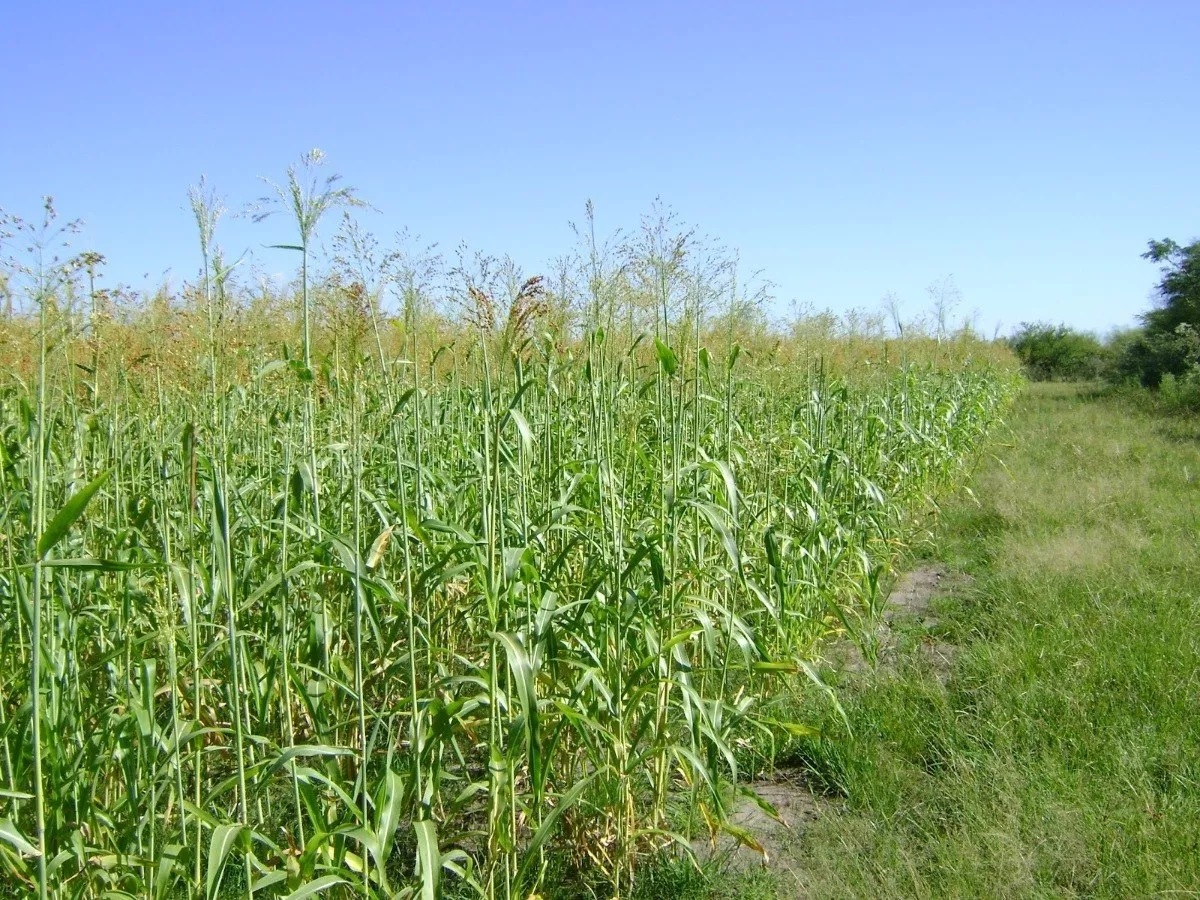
[467,284,497,332]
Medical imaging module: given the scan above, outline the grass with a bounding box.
[723,382,1200,897]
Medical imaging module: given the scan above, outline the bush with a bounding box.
[1158,369,1200,412]
[1007,323,1107,381]
[1109,324,1200,388]
[1119,238,1200,387]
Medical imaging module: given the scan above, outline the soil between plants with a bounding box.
[697,562,969,873]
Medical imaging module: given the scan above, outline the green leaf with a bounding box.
[710,459,741,519]
[493,631,541,800]
[752,660,800,673]
[738,784,785,824]
[153,843,184,900]
[339,824,381,863]
[0,818,39,857]
[262,744,350,779]
[205,823,244,900]
[280,875,348,899]
[181,421,195,464]
[507,408,534,455]
[655,338,678,376]
[46,849,73,876]
[727,342,742,371]
[268,244,305,252]
[249,870,287,894]
[374,769,405,865]
[684,499,740,570]
[37,468,112,558]
[515,772,599,889]
[253,359,287,381]
[773,720,822,738]
[413,819,440,900]
[288,359,314,383]
[798,659,851,735]
[720,819,766,857]
[38,557,147,572]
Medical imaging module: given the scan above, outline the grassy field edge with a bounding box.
[693,383,1200,898]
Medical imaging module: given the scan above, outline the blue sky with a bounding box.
[2,1,1197,334]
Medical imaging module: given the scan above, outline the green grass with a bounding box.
[716,383,1200,897]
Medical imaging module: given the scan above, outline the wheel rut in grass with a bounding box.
[694,765,822,874]
[702,562,969,874]
[833,562,972,685]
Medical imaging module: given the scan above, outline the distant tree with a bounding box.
[1008,322,1107,381]
[1142,239,1200,333]
[1112,239,1200,386]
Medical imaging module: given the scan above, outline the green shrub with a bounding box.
[1110,324,1200,388]
[1158,368,1200,412]
[1007,323,1107,381]
[1118,238,1200,387]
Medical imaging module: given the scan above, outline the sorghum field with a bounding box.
[0,171,1019,898]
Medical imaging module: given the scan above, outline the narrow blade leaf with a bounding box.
[37,468,112,558]
[205,823,244,900]
[413,819,440,900]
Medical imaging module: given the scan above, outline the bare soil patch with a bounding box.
[831,562,971,683]
[693,766,821,873]
[699,562,969,875]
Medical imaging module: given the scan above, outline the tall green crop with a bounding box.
[0,189,1019,899]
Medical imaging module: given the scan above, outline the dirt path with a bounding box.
[702,561,971,873]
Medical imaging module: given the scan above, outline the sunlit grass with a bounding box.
[771,384,1200,898]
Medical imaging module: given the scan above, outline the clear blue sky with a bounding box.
[3,1,1197,334]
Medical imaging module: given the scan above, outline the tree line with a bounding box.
[1008,237,1200,409]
